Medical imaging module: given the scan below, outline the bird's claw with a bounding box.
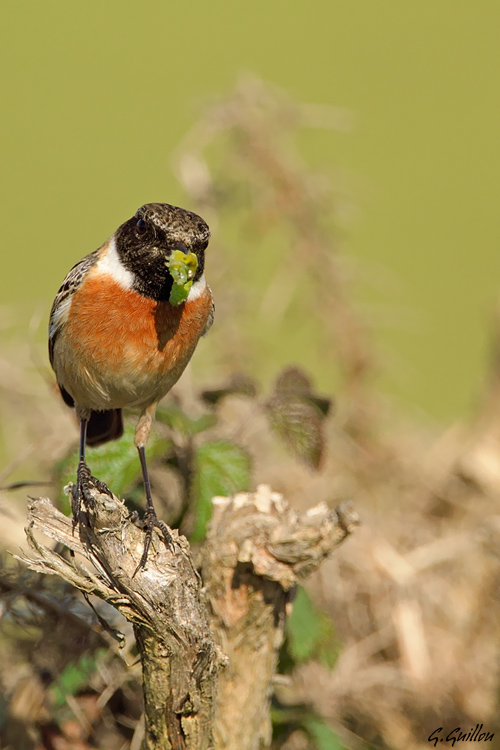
[72,460,112,524]
[132,506,175,577]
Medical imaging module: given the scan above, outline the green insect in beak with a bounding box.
[167,249,199,305]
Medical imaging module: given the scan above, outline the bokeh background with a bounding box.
[3,1,500,422]
[2,3,500,749]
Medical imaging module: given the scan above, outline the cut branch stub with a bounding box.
[201,484,359,750]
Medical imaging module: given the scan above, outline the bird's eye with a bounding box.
[136,218,147,234]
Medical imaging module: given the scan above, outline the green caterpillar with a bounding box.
[167,249,198,306]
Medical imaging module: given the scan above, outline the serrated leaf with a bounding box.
[266,395,325,469]
[201,373,258,406]
[156,401,217,436]
[287,587,339,668]
[304,717,344,750]
[51,649,105,707]
[274,367,332,417]
[191,440,251,541]
[54,422,170,513]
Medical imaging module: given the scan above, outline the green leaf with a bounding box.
[54,422,170,513]
[274,367,332,417]
[266,395,325,469]
[304,717,344,750]
[287,587,339,668]
[50,649,105,707]
[191,440,252,541]
[266,367,332,468]
[156,401,217,436]
[287,587,322,662]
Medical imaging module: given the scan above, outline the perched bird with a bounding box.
[49,203,213,573]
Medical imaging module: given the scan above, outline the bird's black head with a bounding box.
[115,203,210,301]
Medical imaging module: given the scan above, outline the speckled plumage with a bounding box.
[48,249,100,366]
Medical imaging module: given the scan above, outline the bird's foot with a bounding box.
[132,505,175,577]
[72,460,112,525]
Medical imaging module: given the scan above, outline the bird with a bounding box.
[48,202,214,573]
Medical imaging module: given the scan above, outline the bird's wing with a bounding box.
[48,249,100,367]
[201,295,215,337]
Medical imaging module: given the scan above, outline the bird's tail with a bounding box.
[86,409,124,446]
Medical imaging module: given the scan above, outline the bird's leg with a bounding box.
[79,417,88,464]
[133,403,174,576]
[73,418,90,521]
[73,417,111,523]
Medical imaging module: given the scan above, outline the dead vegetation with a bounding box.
[0,78,499,749]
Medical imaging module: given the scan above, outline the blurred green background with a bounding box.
[2,0,500,423]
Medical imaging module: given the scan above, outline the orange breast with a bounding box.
[60,270,212,409]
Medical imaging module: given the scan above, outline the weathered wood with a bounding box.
[19,481,226,750]
[18,481,358,749]
[202,485,358,750]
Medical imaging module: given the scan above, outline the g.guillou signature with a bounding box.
[429,724,493,746]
